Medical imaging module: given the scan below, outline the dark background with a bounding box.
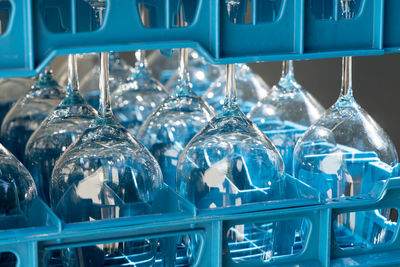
[248,55,400,151]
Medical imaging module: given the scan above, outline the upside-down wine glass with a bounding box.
[24,54,98,204]
[110,4,168,136]
[248,60,324,173]
[1,66,65,162]
[0,77,36,125]
[137,46,215,190]
[176,63,285,262]
[203,63,270,114]
[0,143,38,265]
[50,4,163,266]
[111,49,169,136]
[294,0,398,248]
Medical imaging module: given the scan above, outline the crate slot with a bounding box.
[225,217,311,263]
[44,230,205,267]
[137,0,200,29]
[0,0,11,35]
[304,0,383,53]
[334,208,399,249]
[40,0,105,34]
[0,251,17,266]
[220,0,301,58]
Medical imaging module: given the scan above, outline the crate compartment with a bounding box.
[222,205,330,266]
[32,0,218,72]
[383,0,400,52]
[194,174,321,216]
[304,0,383,53]
[0,0,33,75]
[294,140,396,200]
[219,0,302,59]
[330,177,400,266]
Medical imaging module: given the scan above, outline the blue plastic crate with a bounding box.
[0,164,399,266]
[0,0,400,77]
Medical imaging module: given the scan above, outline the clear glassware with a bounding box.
[176,64,284,261]
[25,54,98,204]
[0,77,36,125]
[247,60,324,173]
[1,67,65,162]
[293,56,398,198]
[0,144,37,219]
[149,49,225,96]
[137,47,215,190]
[203,63,269,114]
[248,60,324,129]
[293,0,398,251]
[51,51,162,267]
[80,52,134,99]
[111,50,169,136]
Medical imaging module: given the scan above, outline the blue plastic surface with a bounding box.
[0,161,398,266]
[0,0,399,77]
[1,1,400,266]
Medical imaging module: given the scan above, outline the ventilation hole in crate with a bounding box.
[41,0,106,33]
[334,208,399,249]
[46,234,200,266]
[0,0,11,35]
[0,252,17,266]
[137,0,199,28]
[226,218,310,263]
[309,0,362,21]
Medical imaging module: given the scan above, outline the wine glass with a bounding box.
[24,54,98,204]
[0,143,37,265]
[176,64,284,261]
[203,63,270,114]
[137,47,215,190]
[51,49,163,266]
[50,3,163,266]
[148,48,225,96]
[293,0,398,248]
[248,60,324,129]
[247,60,324,173]
[0,77,36,124]
[1,66,65,162]
[293,57,398,196]
[111,50,169,136]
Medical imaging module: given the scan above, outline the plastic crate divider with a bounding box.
[0,198,61,245]
[304,0,384,56]
[0,241,38,267]
[383,0,400,52]
[219,0,303,61]
[221,205,331,266]
[0,0,34,76]
[331,177,400,262]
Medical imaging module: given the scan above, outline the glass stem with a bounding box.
[67,54,79,96]
[282,60,294,77]
[340,56,352,97]
[99,52,112,118]
[135,50,147,70]
[223,64,238,109]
